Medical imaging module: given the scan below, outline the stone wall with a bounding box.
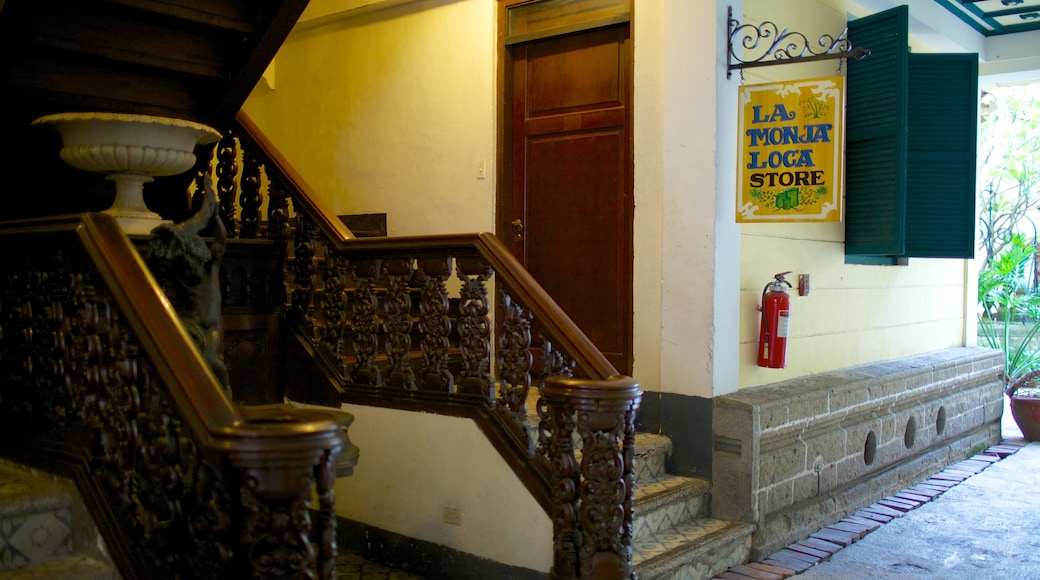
[712,347,1004,559]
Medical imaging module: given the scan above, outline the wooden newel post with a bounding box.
[231,406,347,579]
[543,375,642,580]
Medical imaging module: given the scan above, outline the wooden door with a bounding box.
[507,25,633,374]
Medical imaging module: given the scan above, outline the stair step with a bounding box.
[633,474,710,541]
[3,555,121,579]
[0,461,77,519]
[0,461,77,569]
[634,432,672,483]
[0,459,117,577]
[523,399,672,484]
[520,389,752,579]
[633,518,756,580]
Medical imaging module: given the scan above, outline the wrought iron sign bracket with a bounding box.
[727,6,870,79]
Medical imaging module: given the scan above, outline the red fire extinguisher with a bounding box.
[758,272,792,368]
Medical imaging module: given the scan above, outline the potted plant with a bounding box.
[978,234,1040,441]
[1005,370,1040,441]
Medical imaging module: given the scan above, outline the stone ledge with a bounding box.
[712,347,1004,558]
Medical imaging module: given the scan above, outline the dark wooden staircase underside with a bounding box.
[0,0,309,221]
[0,0,307,124]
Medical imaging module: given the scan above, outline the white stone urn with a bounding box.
[32,112,221,235]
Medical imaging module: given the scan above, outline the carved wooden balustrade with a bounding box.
[208,111,644,579]
[0,213,345,579]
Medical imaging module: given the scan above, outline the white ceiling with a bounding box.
[851,0,1040,84]
[934,0,1040,36]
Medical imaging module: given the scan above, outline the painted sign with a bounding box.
[737,76,844,222]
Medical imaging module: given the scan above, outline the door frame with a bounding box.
[495,0,635,373]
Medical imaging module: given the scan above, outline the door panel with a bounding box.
[509,25,632,373]
[527,32,623,116]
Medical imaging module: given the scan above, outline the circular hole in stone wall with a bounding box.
[863,430,877,465]
[904,416,917,449]
[935,406,947,435]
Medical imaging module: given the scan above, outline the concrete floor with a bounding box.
[792,398,1040,579]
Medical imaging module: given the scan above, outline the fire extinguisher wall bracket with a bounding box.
[757,272,792,369]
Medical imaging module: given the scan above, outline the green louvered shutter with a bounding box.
[845,5,909,257]
[904,53,978,258]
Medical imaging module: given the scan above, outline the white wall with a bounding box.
[632,0,742,399]
[333,405,552,571]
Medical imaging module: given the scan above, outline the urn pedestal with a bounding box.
[33,112,221,235]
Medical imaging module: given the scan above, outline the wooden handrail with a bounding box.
[235,111,355,242]
[77,213,241,437]
[80,212,343,446]
[0,212,345,578]
[233,111,617,381]
[224,112,642,579]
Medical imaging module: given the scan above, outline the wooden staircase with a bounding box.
[1,3,755,574]
[1,402,753,580]
[0,460,118,579]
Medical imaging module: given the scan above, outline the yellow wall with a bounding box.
[736,0,974,388]
[243,0,975,397]
[244,0,495,236]
[239,0,980,566]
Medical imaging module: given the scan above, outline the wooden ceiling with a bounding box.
[0,0,309,221]
[0,0,309,126]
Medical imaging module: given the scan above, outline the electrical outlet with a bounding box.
[442,507,462,526]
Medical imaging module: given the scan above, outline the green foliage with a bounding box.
[978,234,1040,384]
[801,96,829,120]
[978,85,1040,267]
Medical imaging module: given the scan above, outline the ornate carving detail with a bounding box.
[320,253,347,376]
[266,179,291,241]
[456,258,493,400]
[621,406,638,551]
[239,470,316,578]
[224,329,268,376]
[417,258,453,392]
[539,332,576,388]
[314,448,338,580]
[0,247,238,577]
[215,131,239,238]
[383,259,416,390]
[239,148,263,239]
[148,178,231,395]
[497,291,533,422]
[540,396,580,579]
[576,410,628,578]
[541,375,641,579]
[291,214,317,322]
[350,260,381,386]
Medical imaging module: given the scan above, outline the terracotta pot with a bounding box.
[1010,394,1040,441]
